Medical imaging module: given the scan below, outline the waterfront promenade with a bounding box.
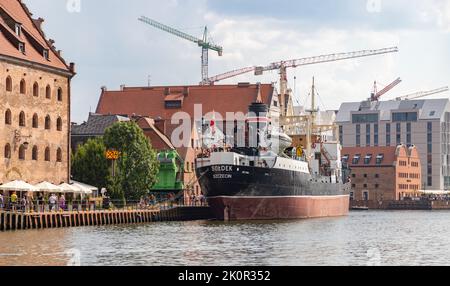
[0,206,213,232]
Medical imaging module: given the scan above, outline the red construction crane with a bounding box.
[204,47,399,116]
[370,77,402,101]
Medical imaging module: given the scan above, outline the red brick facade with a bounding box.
[343,145,422,202]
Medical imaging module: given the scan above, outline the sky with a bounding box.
[23,0,450,123]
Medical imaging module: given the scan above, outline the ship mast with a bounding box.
[306,77,316,163]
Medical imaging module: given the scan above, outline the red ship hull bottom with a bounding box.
[208,195,350,221]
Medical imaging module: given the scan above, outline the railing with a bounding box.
[0,195,208,214]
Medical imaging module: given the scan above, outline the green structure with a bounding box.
[152,150,184,192]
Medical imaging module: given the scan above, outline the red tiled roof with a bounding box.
[96,84,275,120]
[0,0,71,72]
[342,146,397,167]
[137,117,175,151]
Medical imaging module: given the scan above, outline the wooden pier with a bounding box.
[0,207,214,232]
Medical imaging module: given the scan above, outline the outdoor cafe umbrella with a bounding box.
[34,181,63,193]
[0,180,38,192]
[70,181,97,195]
[59,183,83,194]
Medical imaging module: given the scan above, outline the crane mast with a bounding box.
[138,16,223,83]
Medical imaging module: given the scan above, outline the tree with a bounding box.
[71,137,109,189]
[103,121,159,202]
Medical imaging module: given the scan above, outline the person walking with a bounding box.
[10,191,18,211]
[59,194,66,211]
[0,192,4,210]
[49,193,57,211]
[20,195,27,212]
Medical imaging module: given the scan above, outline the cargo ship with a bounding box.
[196,81,351,221]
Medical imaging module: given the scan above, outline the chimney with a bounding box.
[57,50,62,57]
[256,82,263,103]
[32,17,45,30]
[69,62,76,73]
[120,84,126,91]
[101,86,107,93]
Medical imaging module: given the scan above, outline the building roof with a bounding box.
[0,0,72,73]
[342,145,420,167]
[336,98,450,123]
[137,117,175,151]
[72,113,130,136]
[96,84,275,120]
[342,146,397,167]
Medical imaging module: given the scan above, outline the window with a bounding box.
[19,145,26,160]
[20,79,26,94]
[57,117,63,131]
[165,100,182,109]
[56,148,62,162]
[375,184,379,189]
[342,155,349,164]
[352,154,361,164]
[32,114,39,128]
[352,113,379,123]
[32,146,38,161]
[45,147,51,162]
[376,154,384,165]
[366,124,371,147]
[339,125,343,145]
[45,116,51,130]
[5,109,12,125]
[43,50,49,60]
[33,82,39,97]
[46,85,51,99]
[19,112,26,127]
[18,43,25,54]
[375,174,380,178]
[364,154,372,165]
[356,135,361,147]
[363,192,369,201]
[428,122,433,133]
[6,76,12,92]
[15,23,21,36]
[4,144,11,159]
[386,123,391,146]
[57,88,63,102]
[428,176,433,187]
[392,112,418,122]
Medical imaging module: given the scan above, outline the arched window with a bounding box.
[46,85,51,99]
[4,144,11,159]
[57,88,63,102]
[33,82,39,97]
[32,114,39,128]
[19,111,26,127]
[5,109,12,125]
[6,76,12,92]
[57,117,63,131]
[32,146,38,161]
[45,115,51,130]
[20,79,26,94]
[45,147,50,162]
[19,144,26,160]
[56,148,62,162]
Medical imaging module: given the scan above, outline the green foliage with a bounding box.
[71,137,109,189]
[103,121,159,201]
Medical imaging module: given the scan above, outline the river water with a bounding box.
[1,211,450,266]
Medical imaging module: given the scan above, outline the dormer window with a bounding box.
[376,154,384,165]
[43,49,49,60]
[352,154,361,165]
[18,42,25,54]
[15,23,22,36]
[364,154,373,165]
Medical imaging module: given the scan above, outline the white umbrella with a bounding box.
[35,181,63,193]
[59,183,83,194]
[70,181,98,192]
[0,180,38,192]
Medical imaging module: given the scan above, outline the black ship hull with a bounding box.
[196,165,351,221]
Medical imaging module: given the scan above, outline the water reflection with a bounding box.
[2,211,450,266]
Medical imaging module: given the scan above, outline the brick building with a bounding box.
[95,83,280,197]
[1,0,75,184]
[342,145,421,203]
